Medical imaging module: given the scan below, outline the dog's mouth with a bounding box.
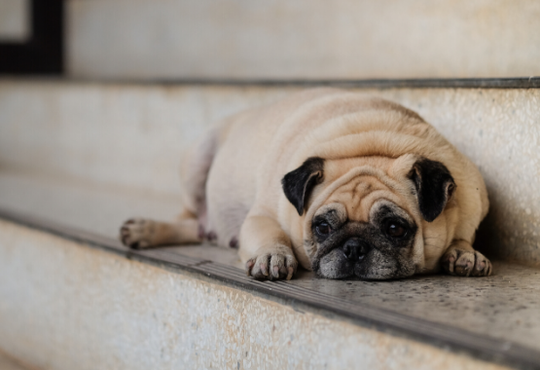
[312,241,416,280]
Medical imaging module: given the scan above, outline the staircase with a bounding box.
[1,1,540,369]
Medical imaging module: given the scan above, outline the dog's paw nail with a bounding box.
[272,265,280,278]
[286,266,295,280]
[260,263,268,276]
[245,259,255,275]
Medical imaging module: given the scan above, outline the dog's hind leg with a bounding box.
[120,209,201,249]
[120,126,220,249]
[179,126,220,239]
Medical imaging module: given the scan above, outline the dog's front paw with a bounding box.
[441,248,492,277]
[245,245,298,281]
[120,218,156,249]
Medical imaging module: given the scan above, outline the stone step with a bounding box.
[0,79,538,267]
[67,0,540,80]
[0,169,538,370]
[0,350,34,370]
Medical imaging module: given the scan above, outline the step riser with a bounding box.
[68,0,540,79]
[0,82,295,196]
[0,81,538,266]
[0,220,509,370]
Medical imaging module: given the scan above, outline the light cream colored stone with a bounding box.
[0,81,295,196]
[0,168,182,238]
[0,350,33,370]
[68,0,540,79]
[0,0,29,41]
[0,80,538,266]
[3,169,540,347]
[0,219,511,370]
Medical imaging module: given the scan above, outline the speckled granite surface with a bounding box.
[0,220,513,370]
[177,247,540,352]
[292,263,540,348]
[0,169,539,354]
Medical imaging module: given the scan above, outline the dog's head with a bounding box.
[281,154,456,280]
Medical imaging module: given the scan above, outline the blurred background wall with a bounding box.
[2,0,540,79]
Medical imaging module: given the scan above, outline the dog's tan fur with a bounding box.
[121,88,491,280]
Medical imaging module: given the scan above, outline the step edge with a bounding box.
[1,76,540,89]
[0,206,539,369]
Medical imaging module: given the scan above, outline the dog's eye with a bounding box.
[315,222,332,236]
[385,221,408,238]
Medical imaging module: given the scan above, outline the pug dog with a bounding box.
[120,88,492,280]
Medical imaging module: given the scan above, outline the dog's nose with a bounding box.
[342,238,369,262]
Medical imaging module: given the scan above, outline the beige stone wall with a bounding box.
[68,0,540,79]
[0,219,510,370]
[0,81,538,265]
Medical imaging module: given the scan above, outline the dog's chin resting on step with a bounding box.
[120,88,492,281]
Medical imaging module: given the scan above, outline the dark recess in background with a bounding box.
[0,0,64,74]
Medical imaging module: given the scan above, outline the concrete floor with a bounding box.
[0,168,540,357]
[1,219,513,370]
[0,350,33,370]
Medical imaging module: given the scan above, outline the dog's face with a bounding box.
[310,199,418,280]
[282,155,455,280]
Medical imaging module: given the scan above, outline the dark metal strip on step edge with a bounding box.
[10,76,540,89]
[153,77,540,89]
[0,207,539,369]
[0,208,126,254]
[133,248,205,268]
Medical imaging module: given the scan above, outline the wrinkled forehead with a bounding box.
[322,175,410,222]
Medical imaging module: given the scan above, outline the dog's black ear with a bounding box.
[408,157,456,222]
[282,157,325,216]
